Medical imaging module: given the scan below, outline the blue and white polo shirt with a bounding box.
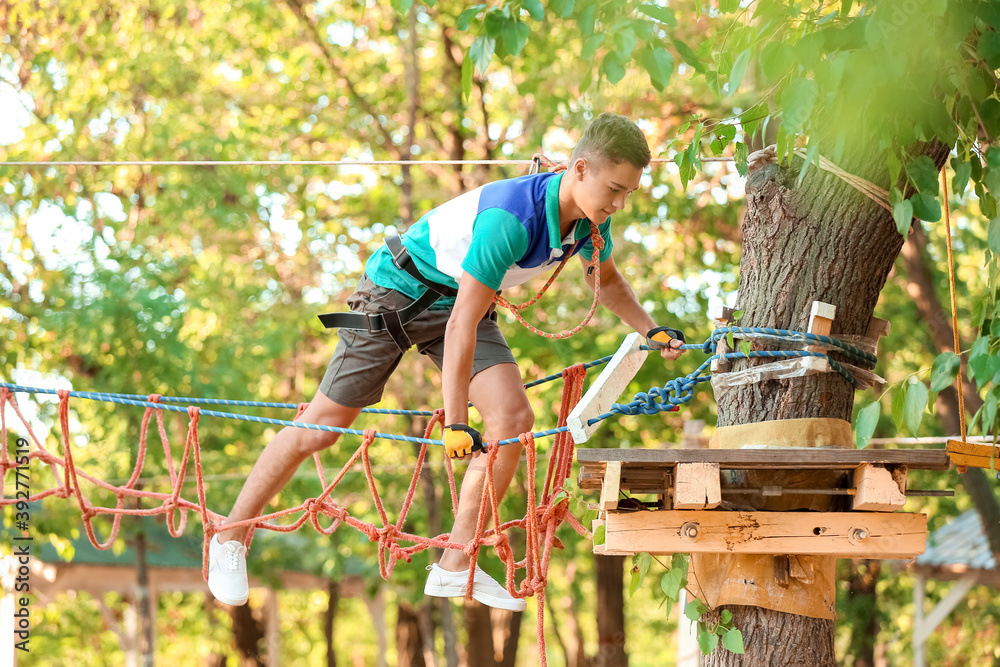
[364,172,614,308]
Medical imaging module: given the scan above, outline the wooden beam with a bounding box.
[852,463,907,511]
[601,510,927,559]
[600,461,622,511]
[577,447,951,470]
[947,439,1000,470]
[807,301,837,354]
[567,333,647,444]
[865,317,891,342]
[674,463,721,510]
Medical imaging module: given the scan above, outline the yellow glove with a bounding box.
[443,424,483,459]
[646,326,686,350]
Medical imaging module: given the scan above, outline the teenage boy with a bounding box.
[208,112,685,611]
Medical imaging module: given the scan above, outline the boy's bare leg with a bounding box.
[438,362,534,572]
[215,391,364,545]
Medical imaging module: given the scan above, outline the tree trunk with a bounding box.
[324,579,338,667]
[845,559,881,667]
[463,599,494,666]
[492,609,523,667]
[397,601,427,667]
[134,527,155,667]
[707,141,950,666]
[229,603,266,667]
[594,554,627,667]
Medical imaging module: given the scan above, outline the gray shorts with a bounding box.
[319,274,517,408]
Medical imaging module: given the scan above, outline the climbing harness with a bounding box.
[317,235,459,352]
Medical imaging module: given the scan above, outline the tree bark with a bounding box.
[397,601,427,667]
[707,141,950,666]
[228,603,266,667]
[593,555,627,667]
[463,599,495,666]
[845,559,882,667]
[324,579,338,667]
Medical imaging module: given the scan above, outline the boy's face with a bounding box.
[574,158,643,223]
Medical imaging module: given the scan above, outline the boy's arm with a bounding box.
[442,272,497,440]
[581,255,684,361]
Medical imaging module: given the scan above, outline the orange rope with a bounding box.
[494,154,605,339]
[942,169,967,443]
[0,361,591,657]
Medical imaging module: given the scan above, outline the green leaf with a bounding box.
[502,20,530,56]
[391,0,414,14]
[599,52,627,84]
[660,567,686,600]
[842,0,854,15]
[728,49,752,96]
[699,630,720,655]
[638,3,677,25]
[907,156,940,194]
[930,352,962,392]
[855,401,880,449]
[635,551,652,577]
[893,199,914,236]
[581,34,606,60]
[470,35,496,73]
[672,37,705,72]
[983,390,998,433]
[461,55,473,101]
[639,46,674,90]
[734,142,749,177]
[978,30,1000,69]
[457,5,486,30]
[521,0,544,20]
[720,609,733,625]
[780,78,819,134]
[629,569,642,597]
[722,628,745,653]
[891,382,906,433]
[739,340,751,357]
[905,380,929,436]
[578,4,596,36]
[759,42,795,82]
[910,193,941,222]
[989,217,1000,254]
[952,158,972,195]
[685,599,707,622]
[593,524,606,545]
[551,0,575,18]
[614,27,638,60]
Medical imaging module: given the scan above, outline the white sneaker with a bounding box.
[208,535,249,606]
[423,563,527,612]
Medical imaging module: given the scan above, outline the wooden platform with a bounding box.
[579,447,948,560]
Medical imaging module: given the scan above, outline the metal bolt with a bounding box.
[681,521,700,541]
[851,528,869,541]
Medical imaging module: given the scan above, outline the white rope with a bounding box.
[1,156,736,168]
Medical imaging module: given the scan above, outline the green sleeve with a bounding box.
[461,209,530,290]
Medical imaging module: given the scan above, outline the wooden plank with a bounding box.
[865,317,891,342]
[946,439,1000,469]
[577,447,951,470]
[711,356,831,388]
[567,333,647,444]
[600,461,622,511]
[674,463,721,510]
[852,463,907,511]
[602,510,927,559]
[807,301,836,354]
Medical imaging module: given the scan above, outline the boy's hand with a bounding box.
[443,424,483,459]
[646,326,686,361]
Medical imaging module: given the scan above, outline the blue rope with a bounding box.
[0,327,877,448]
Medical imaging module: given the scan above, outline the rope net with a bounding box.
[0,367,591,663]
